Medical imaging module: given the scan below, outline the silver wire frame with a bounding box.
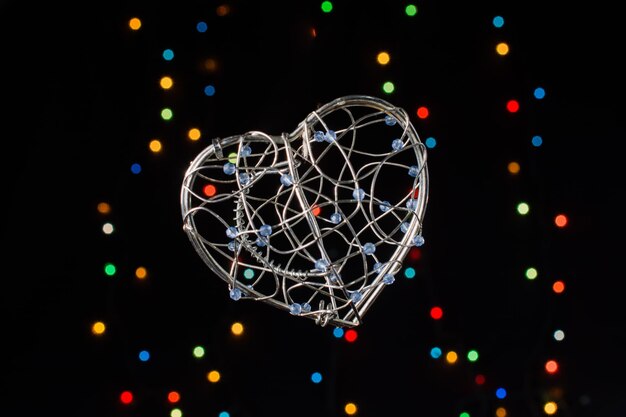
[181,95,428,327]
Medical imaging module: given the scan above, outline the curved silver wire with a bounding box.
[181,95,428,327]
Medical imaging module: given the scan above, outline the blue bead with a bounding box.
[315,258,329,272]
[373,262,384,273]
[350,291,362,303]
[289,303,302,315]
[280,174,293,187]
[227,240,238,251]
[385,115,397,126]
[259,224,272,237]
[379,201,391,212]
[226,226,238,238]
[412,235,425,247]
[240,145,252,157]
[314,131,325,142]
[329,272,340,282]
[383,274,395,284]
[353,188,365,201]
[239,172,250,185]
[256,237,267,247]
[400,222,410,233]
[230,288,242,301]
[325,130,337,142]
[330,212,342,224]
[392,139,403,151]
[363,242,376,255]
[302,302,312,313]
[406,199,418,210]
[408,165,419,177]
[223,162,236,175]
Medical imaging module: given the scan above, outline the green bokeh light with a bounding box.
[321,1,333,12]
[405,4,417,16]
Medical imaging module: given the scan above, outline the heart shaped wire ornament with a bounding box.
[181,95,428,328]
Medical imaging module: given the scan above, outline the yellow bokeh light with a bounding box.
[496,407,507,417]
[344,402,357,415]
[377,51,390,65]
[207,370,221,383]
[92,321,106,335]
[507,161,520,174]
[97,202,111,214]
[544,401,558,415]
[160,76,173,90]
[445,350,458,364]
[496,42,509,55]
[149,139,162,153]
[135,266,148,280]
[129,17,142,31]
[231,322,244,336]
[188,128,201,141]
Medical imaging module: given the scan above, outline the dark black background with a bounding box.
[1,1,624,416]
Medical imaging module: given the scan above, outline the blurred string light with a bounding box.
[311,372,323,383]
[534,87,546,99]
[376,51,390,65]
[207,370,221,383]
[104,262,116,276]
[404,266,416,278]
[553,330,565,341]
[91,321,106,335]
[135,266,147,280]
[219,412,230,417]
[149,139,163,153]
[516,202,529,215]
[168,391,181,403]
[120,390,133,404]
[545,360,558,374]
[344,329,358,342]
[430,306,443,320]
[128,17,141,31]
[160,76,173,89]
[554,214,568,228]
[467,350,479,362]
[424,137,437,148]
[525,267,538,280]
[97,202,111,214]
[531,135,543,147]
[405,4,418,16]
[506,99,519,113]
[382,81,395,94]
[170,408,182,417]
[193,346,205,358]
[188,128,201,141]
[130,163,142,174]
[333,327,344,338]
[216,4,231,16]
[460,412,470,417]
[162,48,174,61]
[231,322,244,336]
[344,402,357,415]
[475,374,486,385]
[161,107,173,120]
[138,350,150,362]
[445,351,458,364]
[102,222,114,235]
[544,401,558,415]
[204,85,216,96]
[552,280,565,294]
[507,161,520,174]
[492,15,505,28]
[416,106,429,119]
[196,21,208,32]
[321,1,333,13]
[430,347,442,359]
[496,42,509,55]
[495,407,507,417]
[495,387,507,399]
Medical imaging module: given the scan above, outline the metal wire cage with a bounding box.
[181,95,428,327]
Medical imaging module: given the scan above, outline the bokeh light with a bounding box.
[404,267,416,279]
[138,350,150,361]
[525,267,538,280]
[496,407,507,417]
[91,321,106,335]
[311,372,323,383]
[161,107,173,120]
[382,81,395,94]
[553,330,565,341]
[168,391,180,403]
[492,16,504,28]
[554,214,568,228]
[552,280,565,294]
[467,350,479,362]
[507,161,520,174]
[496,387,507,399]
[516,202,530,215]
[207,370,221,383]
[104,263,117,276]
[188,128,201,141]
[544,401,558,415]
[430,306,443,320]
[321,1,333,13]
[162,48,174,60]
[376,51,390,65]
[102,222,114,235]
[405,4,418,16]
[531,135,543,147]
[430,347,442,359]
[534,87,546,99]
[545,360,558,374]
[135,266,147,280]
[128,18,141,30]
[506,99,519,113]
[204,85,216,96]
[344,329,358,342]
[97,202,111,214]
[193,346,205,358]
[120,390,133,404]
[149,139,162,153]
[416,106,429,119]
[203,184,217,197]
[196,21,208,32]
[231,322,244,336]
[475,374,486,385]
[160,76,173,89]
[424,136,437,148]
[445,351,458,364]
[496,42,509,55]
[344,402,357,415]
[130,163,142,174]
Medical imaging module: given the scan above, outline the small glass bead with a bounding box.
[350,291,363,303]
[256,237,267,247]
[223,162,236,175]
[385,115,397,126]
[379,201,391,212]
[363,242,376,255]
[230,288,242,301]
[392,139,403,151]
[412,235,425,247]
[400,221,410,233]
[227,240,238,251]
[302,303,312,313]
[325,130,337,142]
[330,212,342,224]
[408,165,419,177]
[383,274,395,285]
[239,172,250,185]
[353,188,365,201]
[226,226,238,238]
[289,303,302,315]
[280,174,293,187]
[314,131,325,142]
[373,262,384,273]
[315,258,329,272]
[406,199,418,211]
[240,145,252,157]
[329,272,340,282]
[259,224,272,237]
